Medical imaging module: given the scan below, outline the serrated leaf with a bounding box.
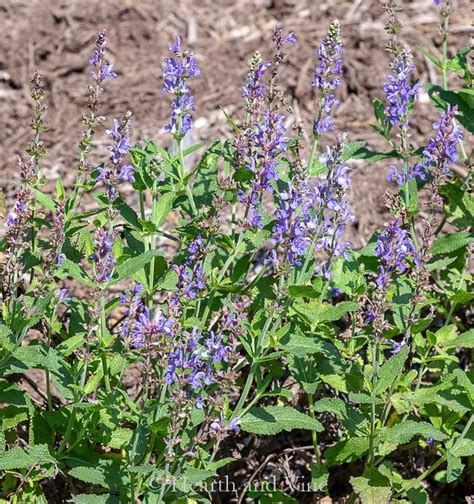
[318,301,359,323]
[351,469,391,504]
[378,420,448,446]
[288,285,318,298]
[341,140,366,161]
[109,251,166,285]
[325,436,370,466]
[446,454,464,483]
[430,231,474,255]
[374,346,409,395]
[58,259,94,287]
[311,464,329,491]
[241,406,323,435]
[70,495,120,504]
[69,466,108,487]
[452,436,474,457]
[153,192,175,227]
[443,329,474,349]
[0,444,54,470]
[108,427,133,449]
[280,334,331,357]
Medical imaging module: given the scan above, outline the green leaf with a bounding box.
[351,148,398,163]
[0,444,54,471]
[430,231,474,255]
[70,496,120,504]
[108,427,133,449]
[69,467,108,487]
[280,334,332,357]
[317,301,359,323]
[351,469,391,504]
[324,436,370,466]
[153,192,175,228]
[378,420,448,447]
[241,406,323,435]
[341,141,366,161]
[446,454,464,483]
[452,436,474,457]
[58,259,94,287]
[32,188,57,211]
[373,97,386,124]
[311,464,329,492]
[110,251,165,285]
[288,285,318,298]
[443,329,474,349]
[374,346,409,395]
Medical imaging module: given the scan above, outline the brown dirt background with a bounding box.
[0,0,471,244]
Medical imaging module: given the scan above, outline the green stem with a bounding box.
[441,12,449,89]
[178,138,197,215]
[367,341,379,470]
[100,293,111,393]
[307,392,321,465]
[57,409,76,457]
[233,363,257,415]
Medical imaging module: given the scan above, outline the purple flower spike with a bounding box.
[383,48,420,127]
[409,106,462,181]
[162,36,200,138]
[91,228,116,283]
[375,219,420,287]
[312,20,344,135]
[89,29,117,82]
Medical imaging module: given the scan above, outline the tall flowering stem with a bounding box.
[236,31,294,230]
[162,36,200,213]
[2,71,47,306]
[312,20,343,138]
[69,29,117,213]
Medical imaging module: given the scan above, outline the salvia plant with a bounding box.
[0,1,473,502]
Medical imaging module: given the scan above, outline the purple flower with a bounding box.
[312,20,343,135]
[383,49,420,126]
[120,283,176,347]
[162,36,200,138]
[165,326,232,408]
[91,228,116,283]
[56,253,66,265]
[170,236,206,313]
[364,309,377,324]
[59,288,72,303]
[96,112,134,200]
[205,331,231,363]
[411,106,462,180]
[118,165,136,183]
[239,110,289,229]
[374,219,420,287]
[389,339,406,354]
[88,29,117,81]
[242,60,272,104]
[107,115,132,165]
[267,139,353,274]
[210,416,241,435]
[433,0,441,5]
